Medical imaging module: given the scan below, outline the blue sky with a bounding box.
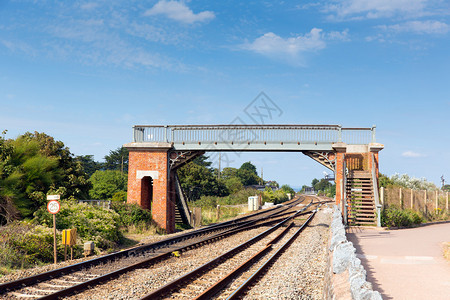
[1,0,449,188]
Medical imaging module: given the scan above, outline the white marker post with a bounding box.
[47,195,61,264]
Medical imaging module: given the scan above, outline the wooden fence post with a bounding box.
[410,189,413,210]
[435,190,438,212]
[216,205,221,221]
[424,190,427,214]
[446,192,449,211]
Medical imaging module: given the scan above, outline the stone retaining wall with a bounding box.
[325,205,383,300]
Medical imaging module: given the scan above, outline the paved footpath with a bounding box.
[347,222,450,300]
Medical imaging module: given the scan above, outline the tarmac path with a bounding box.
[347,222,450,300]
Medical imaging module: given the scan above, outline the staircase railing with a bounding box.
[371,153,382,227]
[343,155,348,225]
[174,172,193,226]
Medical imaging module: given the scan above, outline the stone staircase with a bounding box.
[346,170,377,225]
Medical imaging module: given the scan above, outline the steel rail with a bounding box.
[139,205,314,300]
[0,198,303,296]
[226,210,317,300]
[37,214,300,300]
[194,210,312,300]
[1,198,308,299]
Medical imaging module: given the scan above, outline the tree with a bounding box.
[280,184,295,195]
[300,185,309,193]
[313,179,331,192]
[240,161,257,175]
[390,173,437,190]
[237,162,260,186]
[20,132,90,200]
[1,136,61,220]
[103,147,129,173]
[237,168,260,186]
[177,162,228,201]
[75,155,102,177]
[192,154,212,168]
[0,134,20,224]
[89,170,127,200]
[224,177,243,194]
[220,167,238,180]
[311,178,319,187]
[379,173,394,188]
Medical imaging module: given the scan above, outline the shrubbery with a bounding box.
[192,188,261,208]
[0,221,73,273]
[110,202,162,234]
[381,206,423,228]
[33,202,122,250]
[263,187,289,204]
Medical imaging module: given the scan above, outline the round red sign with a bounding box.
[47,200,60,214]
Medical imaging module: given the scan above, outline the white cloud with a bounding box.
[244,29,326,55]
[0,39,36,56]
[378,20,450,34]
[402,151,426,158]
[325,0,428,20]
[79,2,99,11]
[145,1,215,24]
[241,28,349,65]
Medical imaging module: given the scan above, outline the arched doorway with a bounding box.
[140,176,153,210]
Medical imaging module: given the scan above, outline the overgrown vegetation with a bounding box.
[33,202,122,250]
[0,221,77,275]
[379,173,438,190]
[381,206,423,228]
[191,185,295,225]
[0,201,159,274]
[379,173,449,227]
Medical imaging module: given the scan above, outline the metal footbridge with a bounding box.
[131,124,377,151]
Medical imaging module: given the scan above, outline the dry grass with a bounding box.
[201,205,249,225]
[443,242,450,261]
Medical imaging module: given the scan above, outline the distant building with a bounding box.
[303,186,315,195]
[247,183,279,191]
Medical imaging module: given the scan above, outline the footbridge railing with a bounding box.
[132,125,376,151]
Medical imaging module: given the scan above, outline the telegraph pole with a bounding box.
[218,153,221,179]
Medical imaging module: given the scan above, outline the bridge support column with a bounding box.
[333,143,347,206]
[125,143,176,233]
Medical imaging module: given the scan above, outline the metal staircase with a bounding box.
[174,172,192,227]
[346,170,377,225]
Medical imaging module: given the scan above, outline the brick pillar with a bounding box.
[333,143,347,206]
[335,152,345,205]
[126,143,175,233]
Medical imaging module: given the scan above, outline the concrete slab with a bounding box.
[347,223,450,300]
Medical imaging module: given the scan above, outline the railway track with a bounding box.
[0,196,318,299]
[140,205,318,299]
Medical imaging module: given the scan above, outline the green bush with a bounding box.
[263,187,288,205]
[193,195,218,208]
[110,202,156,229]
[33,202,122,250]
[112,190,127,202]
[0,221,76,271]
[192,188,261,208]
[381,207,423,228]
